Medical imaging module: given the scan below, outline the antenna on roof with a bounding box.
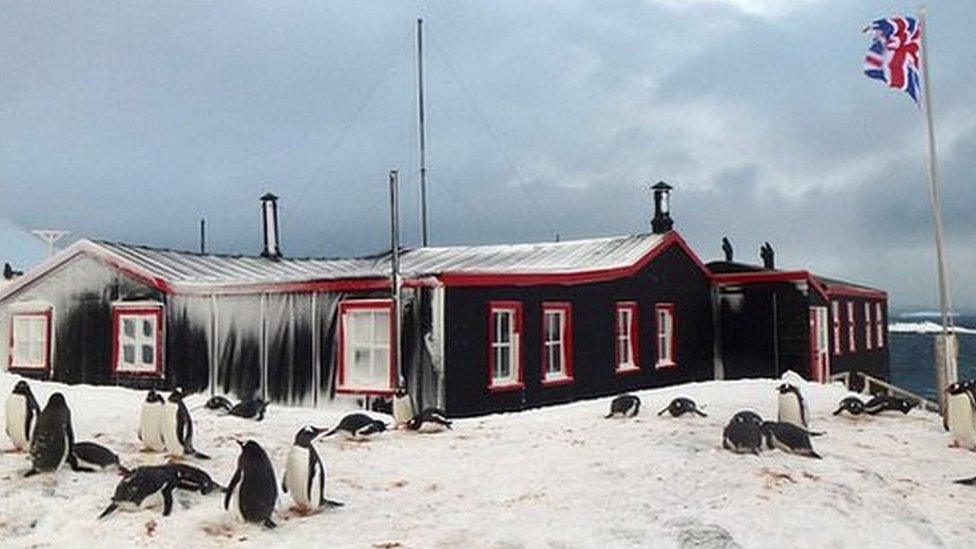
[417,18,430,247]
[31,229,70,259]
[200,218,207,254]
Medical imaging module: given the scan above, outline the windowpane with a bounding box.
[496,312,511,344]
[123,344,135,364]
[141,345,154,365]
[123,318,135,338]
[341,304,393,391]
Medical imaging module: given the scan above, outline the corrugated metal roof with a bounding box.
[89,232,669,289]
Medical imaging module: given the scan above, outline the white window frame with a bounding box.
[847,301,856,352]
[542,303,572,384]
[864,302,873,350]
[875,302,884,348]
[655,303,676,368]
[9,311,51,371]
[615,303,639,372]
[338,300,394,394]
[489,302,522,390]
[831,301,841,356]
[113,305,163,376]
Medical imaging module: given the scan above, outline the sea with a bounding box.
[888,311,976,400]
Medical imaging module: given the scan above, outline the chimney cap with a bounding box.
[652,181,672,191]
[260,192,278,201]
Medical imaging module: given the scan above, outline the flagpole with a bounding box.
[917,5,957,411]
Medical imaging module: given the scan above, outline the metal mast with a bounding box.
[390,170,404,386]
[417,18,429,247]
[31,229,70,259]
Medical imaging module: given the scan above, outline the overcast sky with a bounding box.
[0,1,972,311]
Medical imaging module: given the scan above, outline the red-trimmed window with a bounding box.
[875,302,885,348]
[831,301,841,356]
[488,301,523,391]
[846,301,856,352]
[615,302,639,372]
[541,303,572,385]
[9,311,52,372]
[337,299,395,395]
[112,306,163,376]
[655,303,676,368]
[864,302,873,350]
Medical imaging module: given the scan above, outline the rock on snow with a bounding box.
[2,372,976,548]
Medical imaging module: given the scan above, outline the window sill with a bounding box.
[337,387,394,396]
[488,382,524,393]
[541,376,574,387]
[615,365,642,375]
[114,369,164,378]
[655,361,677,370]
[8,364,49,374]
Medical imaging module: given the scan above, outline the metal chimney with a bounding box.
[651,181,673,234]
[260,192,281,260]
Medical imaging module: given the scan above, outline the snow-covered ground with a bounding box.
[2,373,976,548]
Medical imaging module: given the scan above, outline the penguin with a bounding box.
[605,394,641,418]
[723,415,763,455]
[833,396,867,417]
[406,408,452,432]
[392,385,415,428]
[777,383,809,429]
[227,398,268,421]
[26,393,93,476]
[944,380,976,449]
[657,397,707,418]
[760,421,822,459]
[321,413,388,439]
[282,426,344,512]
[168,462,224,495]
[730,410,764,426]
[5,380,41,451]
[73,441,128,473]
[864,395,915,415]
[225,440,278,528]
[161,388,210,459]
[138,390,166,452]
[98,465,180,519]
[204,395,234,412]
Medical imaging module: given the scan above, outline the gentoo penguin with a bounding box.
[321,413,388,439]
[138,390,166,452]
[392,385,415,428]
[168,462,224,495]
[204,395,234,412]
[944,381,976,449]
[723,413,764,455]
[777,383,809,429]
[833,396,867,417]
[225,440,278,528]
[227,398,268,421]
[98,465,180,519]
[605,394,641,418]
[658,397,707,418]
[406,408,452,432]
[760,421,822,459]
[73,441,128,473]
[161,388,210,459]
[5,380,41,451]
[864,395,915,415]
[282,426,344,512]
[26,393,93,476]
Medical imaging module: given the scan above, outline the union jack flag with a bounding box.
[863,15,922,105]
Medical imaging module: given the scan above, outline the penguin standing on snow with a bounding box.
[760,421,822,459]
[5,380,41,451]
[98,465,180,519]
[26,393,93,476]
[283,426,344,512]
[321,413,388,439]
[392,385,415,428]
[161,388,210,459]
[406,408,452,432]
[225,440,278,528]
[139,390,166,452]
[658,397,707,418]
[777,383,810,429]
[945,380,976,449]
[605,394,641,418]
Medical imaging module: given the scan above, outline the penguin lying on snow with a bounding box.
[73,441,128,473]
[777,383,810,429]
[99,465,181,519]
[945,380,976,449]
[161,389,210,459]
[658,397,707,418]
[226,440,279,528]
[833,396,867,417]
[169,462,224,495]
[406,408,452,432]
[204,395,234,412]
[760,421,822,459]
[283,426,344,512]
[864,395,915,415]
[723,411,764,455]
[26,393,94,477]
[605,395,641,418]
[392,385,415,428]
[139,390,166,452]
[227,398,268,421]
[321,413,388,439]
[6,380,41,452]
